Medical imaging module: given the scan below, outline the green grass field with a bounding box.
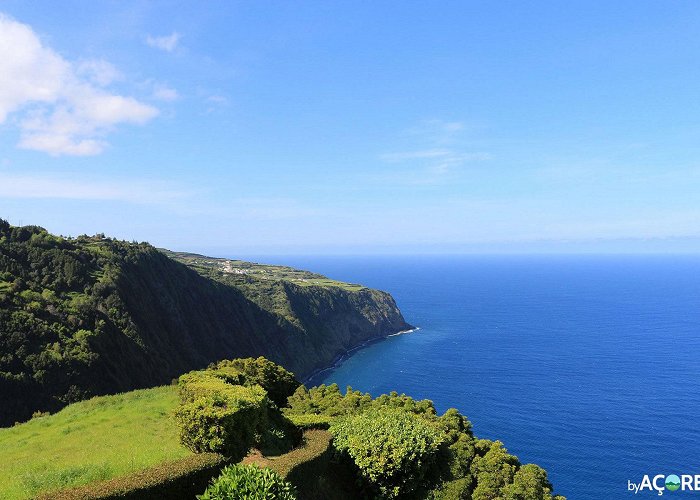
[161,249,367,292]
[0,385,189,500]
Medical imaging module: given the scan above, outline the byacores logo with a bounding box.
[628,474,696,495]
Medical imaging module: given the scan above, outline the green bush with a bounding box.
[429,477,473,499]
[177,371,247,404]
[175,376,268,459]
[175,363,302,459]
[285,412,333,430]
[213,357,300,408]
[330,407,446,498]
[286,384,350,417]
[198,464,296,500]
[502,463,561,500]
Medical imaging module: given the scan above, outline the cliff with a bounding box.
[0,221,411,426]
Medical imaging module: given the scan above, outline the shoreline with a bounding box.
[302,326,421,386]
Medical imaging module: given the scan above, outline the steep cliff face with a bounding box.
[279,283,409,377]
[111,249,410,382]
[161,250,412,377]
[0,222,411,425]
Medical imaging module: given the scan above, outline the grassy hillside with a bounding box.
[0,386,187,499]
[0,220,411,425]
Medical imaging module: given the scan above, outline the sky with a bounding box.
[1,1,700,255]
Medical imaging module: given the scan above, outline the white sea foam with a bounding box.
[387,326,421,337]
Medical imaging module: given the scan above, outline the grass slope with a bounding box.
[0,385,188,500]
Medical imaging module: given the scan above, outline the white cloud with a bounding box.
[152,83,179,102]
[76,60,122,86]
[0,172,188,204]
[0,13,158,156]
[146,32,180,52]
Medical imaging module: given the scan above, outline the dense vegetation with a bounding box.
[285,383,565,500]
[0,357,565,499]
[0,220,410,425]
[176,360,564,499]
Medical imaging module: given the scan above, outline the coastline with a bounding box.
[302,326,420,387]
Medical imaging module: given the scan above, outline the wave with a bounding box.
[387,326,421,337]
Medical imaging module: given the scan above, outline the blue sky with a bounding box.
[1,1,700,254]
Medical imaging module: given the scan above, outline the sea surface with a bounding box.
[247,255,700,499]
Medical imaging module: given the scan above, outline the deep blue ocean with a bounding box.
[250,255,700,499]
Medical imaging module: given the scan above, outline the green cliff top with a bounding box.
[160,250,367,292]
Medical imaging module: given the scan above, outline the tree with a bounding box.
[471,440,519,500]
[502,463,557,500]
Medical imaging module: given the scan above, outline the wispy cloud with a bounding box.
[146,32,180,52]
[380,149,454,162]
[0,173,189,205]
[380,120,491,182]
[0,13,158,156]
[405,119,468,145]
[151,83,179,102]
[381,149,491,169]
[203,94,230,113]
[76,59,122,87]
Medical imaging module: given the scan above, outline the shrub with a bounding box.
[286,384,440,421]
[330,407,446,498]
[177,371,244,404]
[213,357,300,408]
[175,363,302,460]
[429,477,473,499]
[175,379,268,460]
[286,384,349,416]
[501,463,559,500]
[285,412,333,430]
[198,464,296,500]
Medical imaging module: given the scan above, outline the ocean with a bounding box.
[249,255,700,499]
